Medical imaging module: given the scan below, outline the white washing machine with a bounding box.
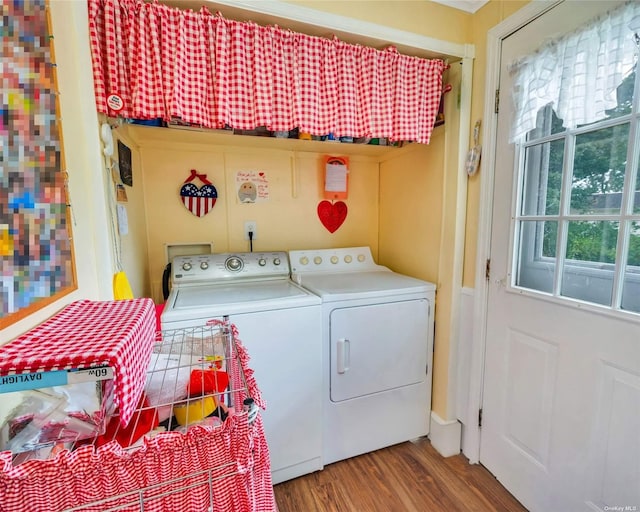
[161,251,323,484]
[289,246,436,465]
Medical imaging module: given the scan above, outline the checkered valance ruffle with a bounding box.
[88,0,445,144]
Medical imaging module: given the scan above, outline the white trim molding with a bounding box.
[456,288,475,423]
[431,0,489,14]
[429,411,462,457]
[444,57,475,423]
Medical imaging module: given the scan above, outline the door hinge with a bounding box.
[494,89,500,114]
[485,258,491,281]
[478,408,483,428]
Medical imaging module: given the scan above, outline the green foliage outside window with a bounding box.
[539,70,640,267]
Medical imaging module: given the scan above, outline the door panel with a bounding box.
[503,330,557,469]
[588,362,640,507]
[481,1,640,510]
[329,299,428,402]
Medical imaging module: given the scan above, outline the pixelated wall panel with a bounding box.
[1,0,75,325]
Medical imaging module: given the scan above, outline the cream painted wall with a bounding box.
[378,140,443,284]
[285,0,470,45]
[123,129,381,304]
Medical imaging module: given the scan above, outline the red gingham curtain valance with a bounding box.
[88,0,445,144]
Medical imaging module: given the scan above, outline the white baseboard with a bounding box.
[429,411,462,457]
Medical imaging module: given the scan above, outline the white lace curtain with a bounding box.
[509,1,640,142]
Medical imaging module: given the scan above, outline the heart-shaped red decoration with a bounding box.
[317,200,347,233]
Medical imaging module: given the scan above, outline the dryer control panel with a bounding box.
[289,246,384,273]
[171,251,290,287]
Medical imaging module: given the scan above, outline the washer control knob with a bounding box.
[258,258,267,266]
[357,254,366,262]
[182,262,192,271]
[273,258,281,266]
[314,256,323,265]
[330,256,339,264]
[225,256,243,272]
[300,257,309,265]
[200,261,209,270]
[344,255,352,263]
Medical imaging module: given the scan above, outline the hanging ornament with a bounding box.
[317,200,347,233]
[180,169,218,217]
[465,119,482,176]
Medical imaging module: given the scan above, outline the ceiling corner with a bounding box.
[430,0,489,14]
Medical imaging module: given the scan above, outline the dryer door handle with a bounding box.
[337,338,350,374]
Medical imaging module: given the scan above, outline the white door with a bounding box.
[481,2,640,511]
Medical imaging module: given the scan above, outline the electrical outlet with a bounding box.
[244,221,257,240]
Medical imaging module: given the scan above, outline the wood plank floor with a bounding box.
[273,438,527,512]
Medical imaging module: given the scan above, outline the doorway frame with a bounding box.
[463,0,563,463]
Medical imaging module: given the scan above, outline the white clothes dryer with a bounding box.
[289,247,436,465]
[161,251,322,484]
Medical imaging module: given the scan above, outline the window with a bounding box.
[514,68,640,314]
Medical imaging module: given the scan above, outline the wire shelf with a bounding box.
[0,318,276,512]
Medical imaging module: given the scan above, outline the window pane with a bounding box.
[621,222,640,313]
[570,124,629,215]
[561,221,618,305]
[522,139,565,216]
[516,220,557,293]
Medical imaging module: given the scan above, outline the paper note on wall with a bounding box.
[325,163,347,192]
[323,156,349,200]
[236,171,269,203]
[117,204,129,235]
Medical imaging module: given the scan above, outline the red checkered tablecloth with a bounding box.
[0,299,156,427]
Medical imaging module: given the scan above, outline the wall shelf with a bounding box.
[117,123,410,159]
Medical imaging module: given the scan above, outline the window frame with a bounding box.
[511,73,640,316]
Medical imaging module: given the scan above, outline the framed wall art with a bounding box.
[1,0,76,328]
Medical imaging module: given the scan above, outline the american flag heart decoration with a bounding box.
[180,169,218,217]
